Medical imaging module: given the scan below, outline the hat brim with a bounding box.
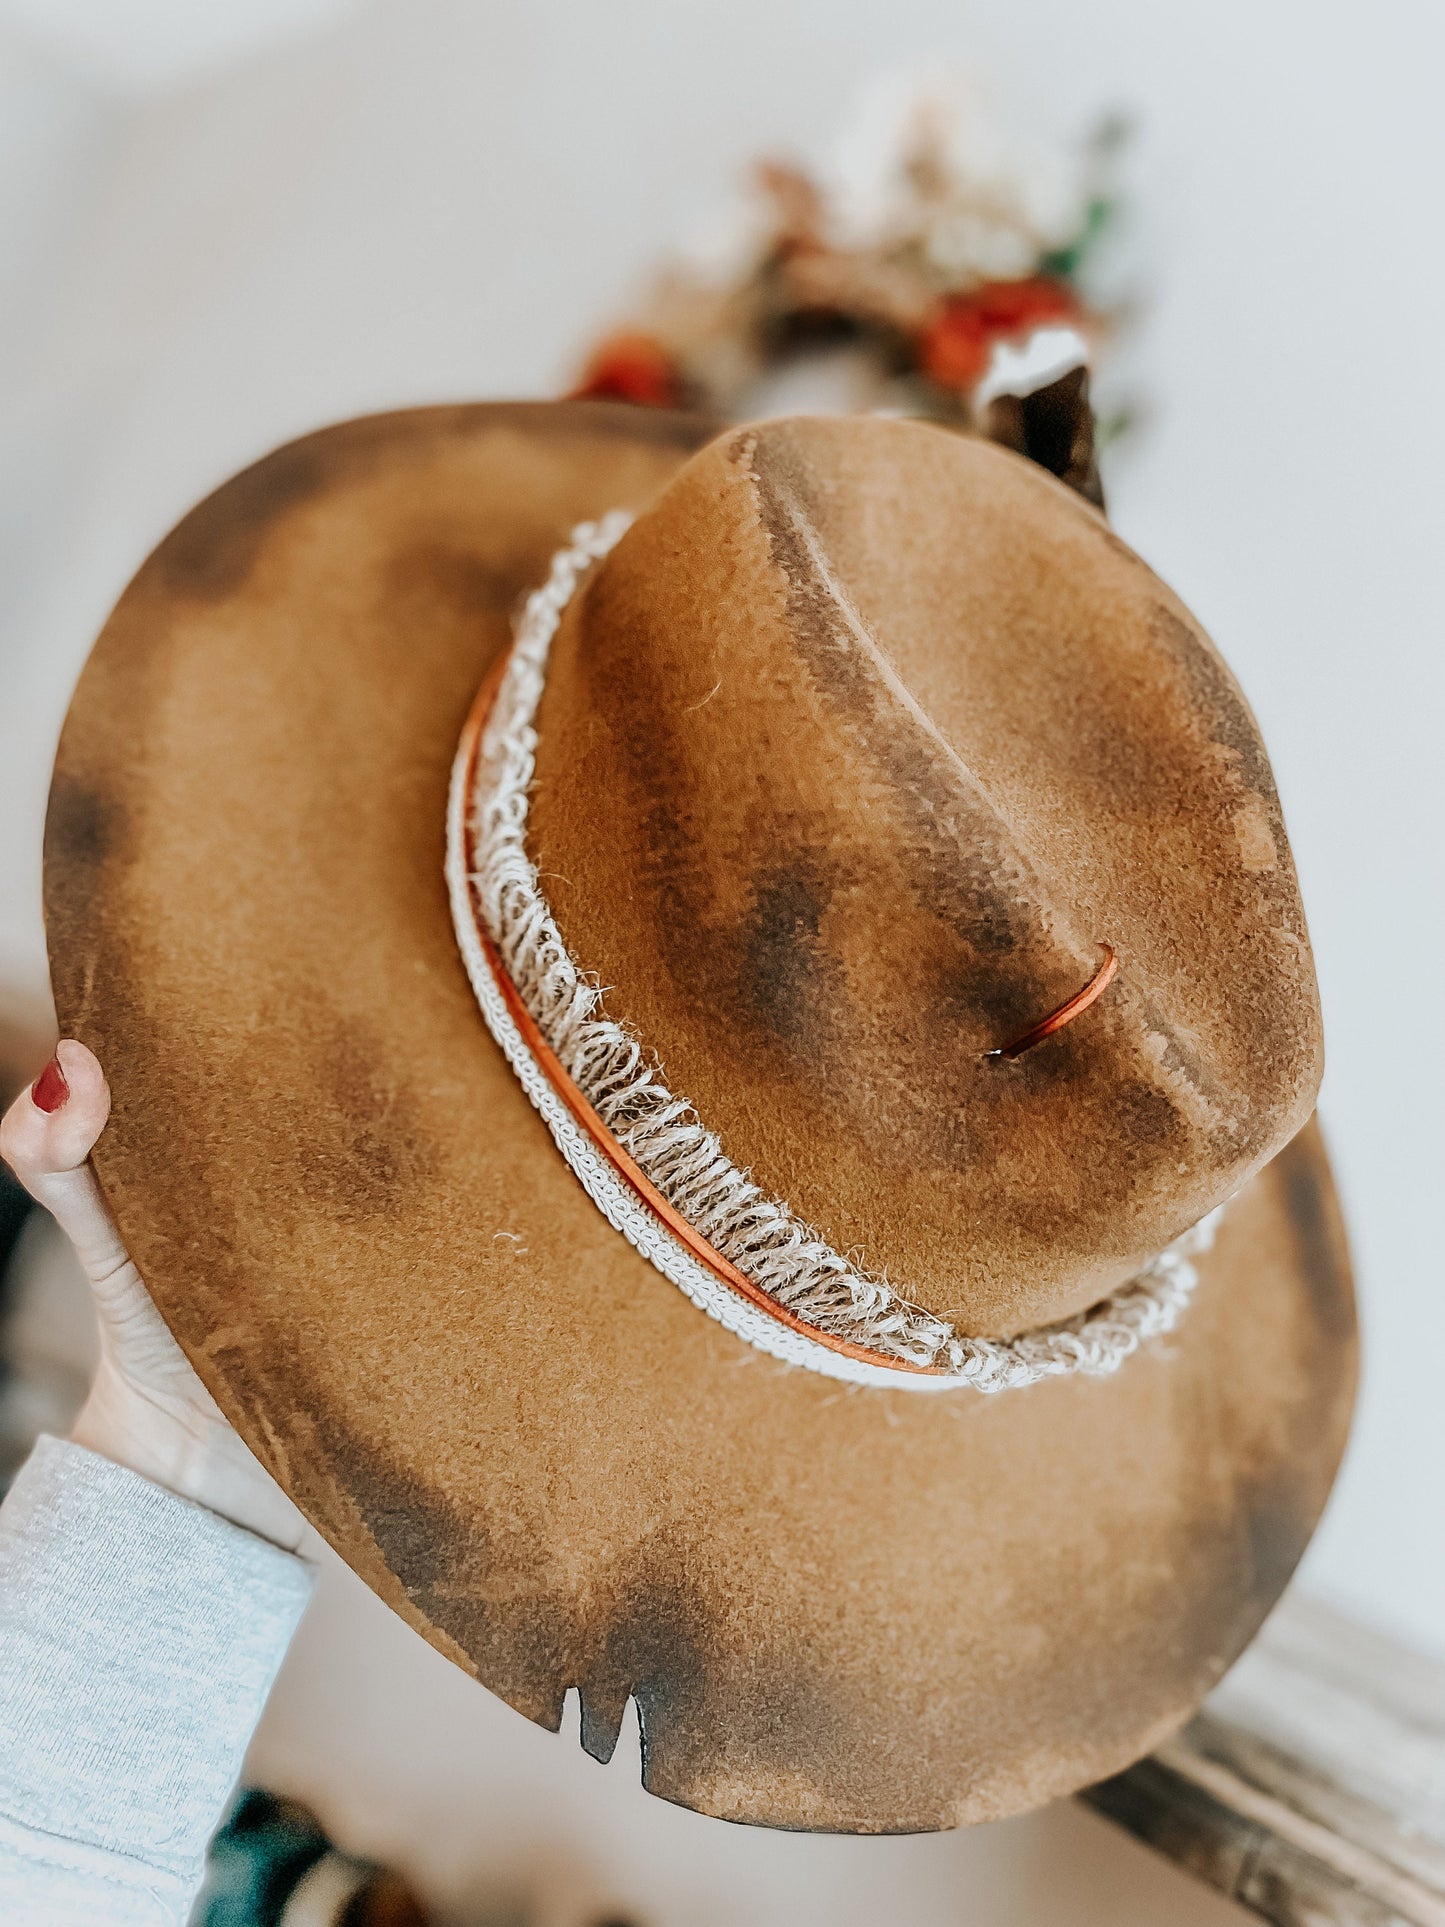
[45,401,1356,1831]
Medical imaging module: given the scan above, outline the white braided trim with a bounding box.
[445,514,1223,1392]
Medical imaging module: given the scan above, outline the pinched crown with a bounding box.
[516,417,1321,1339]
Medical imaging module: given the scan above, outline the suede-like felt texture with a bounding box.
[45,401,1356,1831]
[531,417,1323,1333]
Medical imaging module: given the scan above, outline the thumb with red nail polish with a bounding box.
[31,1053,70,1114]
[3,1038,109,1181]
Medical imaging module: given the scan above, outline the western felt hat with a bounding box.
[45,400,1355,1830]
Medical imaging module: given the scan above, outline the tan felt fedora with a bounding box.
[45,400,1355,1830]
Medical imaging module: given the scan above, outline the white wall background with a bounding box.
[1,2,1441,1920]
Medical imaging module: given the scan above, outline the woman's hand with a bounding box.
[1,1039,309,1552]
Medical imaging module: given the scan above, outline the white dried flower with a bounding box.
[828,65,1085,282]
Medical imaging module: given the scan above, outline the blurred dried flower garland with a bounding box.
[569,70,1132,461]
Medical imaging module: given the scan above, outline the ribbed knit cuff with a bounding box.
[0,1434,312,1885]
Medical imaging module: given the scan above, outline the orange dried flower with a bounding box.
[917,277,1081,393]
[571,332,682,408]
[974,276,1080,334]
[916,298,992,389]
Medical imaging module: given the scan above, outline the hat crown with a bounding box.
[528,415,1322,1334]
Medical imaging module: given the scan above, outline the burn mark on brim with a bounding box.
[152,442,330,599]
[45,772,129,876]
[149,403,716,602]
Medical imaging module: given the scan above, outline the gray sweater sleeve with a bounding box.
[0,1435,312,1926]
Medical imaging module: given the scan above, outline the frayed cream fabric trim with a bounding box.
[446,515,1222,1392]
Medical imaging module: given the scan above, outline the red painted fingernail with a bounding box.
[31,1055,69,1114]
